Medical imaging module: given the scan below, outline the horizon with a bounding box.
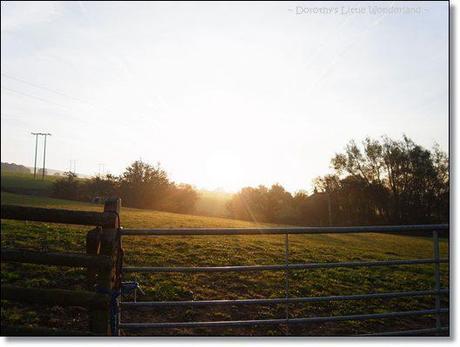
[0,131,449,195]
[1,1,449,193]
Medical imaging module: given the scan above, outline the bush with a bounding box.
[52,172,80,200]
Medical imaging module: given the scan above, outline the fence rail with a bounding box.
[2,325,96,336]
[1,285,110,308]
[1,199,121,336]
[1,204,117,227]
[1,248,112,269]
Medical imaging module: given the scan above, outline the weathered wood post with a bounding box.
[86,227,101,290]
[86,227,101,333]
[88,198,121,335]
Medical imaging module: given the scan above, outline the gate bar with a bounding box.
[362,326,449,336]
[120,289,449,308]
[433,230,442,330]
[119,308,448,330]
[123,258,448,273]
[284,233,289,335]
[121,224,448,236]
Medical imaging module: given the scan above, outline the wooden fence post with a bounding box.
[103,198,122,290]
[88,198,121,335]
[86,227,101,334]
[86,227,101,290]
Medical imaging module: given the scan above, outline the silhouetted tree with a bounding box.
[52,160,199,213]
[331,135,448,224]
[119,160,172,209]
[228,135,448,226]
[80,174,118,201]
[52,171,80,200]
[161,184,199,214]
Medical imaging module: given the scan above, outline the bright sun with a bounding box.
[203,151,244,192]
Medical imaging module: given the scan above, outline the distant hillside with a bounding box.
[1,162,31,174]
[1,171,58,196]
[1,168,233,218]
[1,161,93,178]
[25,167,91,178]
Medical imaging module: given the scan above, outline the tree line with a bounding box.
[52,160,198,214]
[227,136,449,226]
[1,162,31,174]
[53,135,448,224]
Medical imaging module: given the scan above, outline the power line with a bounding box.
[1,73,100,107]
[1,72,161,126]
[2,86,75,111]
[2,73,162,128]
[2,87,93,126]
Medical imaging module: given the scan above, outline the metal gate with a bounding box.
[116,224,449,336]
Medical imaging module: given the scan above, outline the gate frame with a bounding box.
[119,224,449,336]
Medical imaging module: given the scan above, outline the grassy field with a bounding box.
[0,192,449,336]
[0,172,58,196]
[0,170,233,219]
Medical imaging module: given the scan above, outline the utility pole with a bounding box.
[42,133,51,179]
[31,133,39,179]
[69,160,76,175]
[98,163,106,177]
[31,132,51,180]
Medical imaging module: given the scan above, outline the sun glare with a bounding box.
[203,151,244,192]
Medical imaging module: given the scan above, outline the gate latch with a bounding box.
[121,281,145,302]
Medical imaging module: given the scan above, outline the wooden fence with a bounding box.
[1,198,122,336]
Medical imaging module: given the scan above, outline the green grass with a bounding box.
[0,192,449,336]
[1,172,58,195]
[1,171,232,219]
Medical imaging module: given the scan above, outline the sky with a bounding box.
[1,1,449,192]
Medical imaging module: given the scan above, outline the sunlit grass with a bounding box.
[0,172,57,194]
